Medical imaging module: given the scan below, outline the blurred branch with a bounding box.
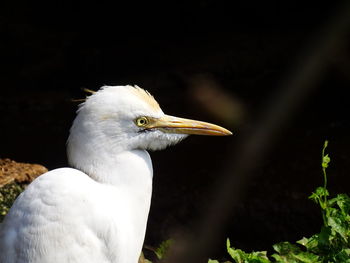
[188,74,246,127]
[164,2,350,263]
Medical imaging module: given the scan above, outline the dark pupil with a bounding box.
[140,119,145,125]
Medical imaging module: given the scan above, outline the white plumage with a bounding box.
[0,85,231,263]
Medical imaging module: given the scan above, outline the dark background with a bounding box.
[1,1,350,260]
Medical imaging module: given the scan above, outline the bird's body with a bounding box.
[0,86,231,263]
[0,162,151,263]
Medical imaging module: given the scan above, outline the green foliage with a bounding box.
[154,239,173,260]
[143,239,173,262]
[226,238,270,263]
[209,141,350,263]
[0,182,24,221]
[271,242,320,263]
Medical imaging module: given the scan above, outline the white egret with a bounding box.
[0,85,231,263]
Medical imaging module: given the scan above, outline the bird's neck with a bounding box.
[94,149,153,188]
[70,147,153,188]
[67,129,153,189]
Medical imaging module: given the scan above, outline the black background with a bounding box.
[1,1,350,260]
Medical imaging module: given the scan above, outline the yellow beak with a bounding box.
[148,115,232,136]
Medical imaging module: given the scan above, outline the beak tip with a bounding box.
[222,129,233,136]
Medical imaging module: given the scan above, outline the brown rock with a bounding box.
[0,159,48,187]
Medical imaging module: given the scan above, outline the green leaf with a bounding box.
[293,252,320,263]
[249,251,270,263]
[226,239,271,263]
[227,239,245,263]
[226,238,240,261]
[322,154,330,168]
[328,248,350,262]
[315,187,329,199]
[273,242,299,255]
[309,187,329,204]
[321,141,330,169]
[297,236,318,251]
[317,226,331,249]
[297,237,309,247]
[208,259,220,263]
[335,194,350,215]
[328,216,348,242]
[154,239,173,260]
[272,242,320,263]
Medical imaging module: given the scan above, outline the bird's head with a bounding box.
[68,85,232,156]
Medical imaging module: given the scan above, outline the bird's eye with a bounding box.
[135,116,149,127]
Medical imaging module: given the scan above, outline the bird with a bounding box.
[0,85,231,263]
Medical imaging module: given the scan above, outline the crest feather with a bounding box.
[128,85,161,111]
